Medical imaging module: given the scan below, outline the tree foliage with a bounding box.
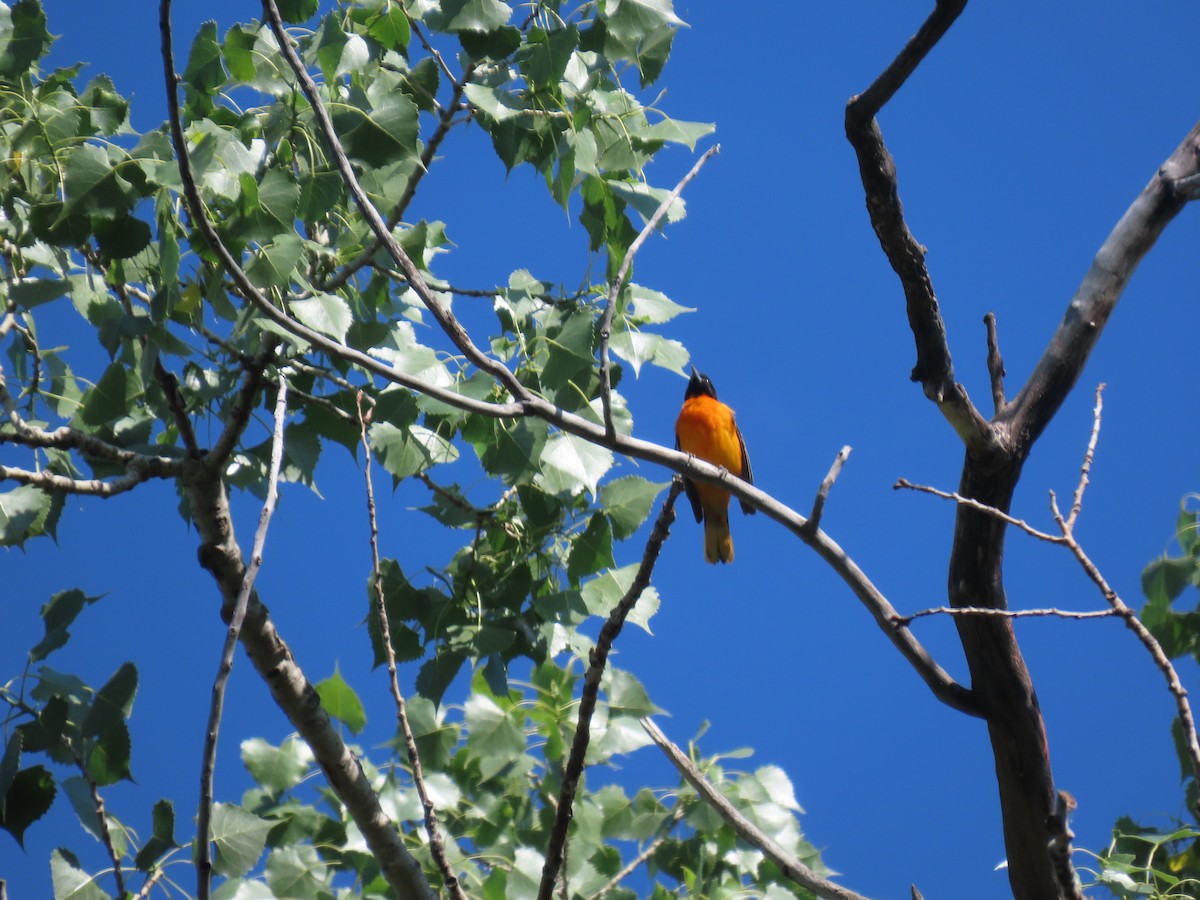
[0,1,828,897]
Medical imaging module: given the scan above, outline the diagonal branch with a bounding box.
[598,145,719,438]
[641,717,875,900]
[261,0,529,404]
[537,480,684,900]
[1006,121,1200,446]
[196,374,288,900]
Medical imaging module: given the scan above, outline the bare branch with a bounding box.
[598,145,719,438]
[805,445,851,534]
[537,481,684,900]
[358,395,465,900]
[984,312,1006,415]
[895,605,1117,626]
[81,764,125,898]
[844,1,993,452]
[1006,120,1200,446]
[895,478,1063,543]
[1067,384,1104,531]
[641,717,875,900]
[1049,492,1200,808]
[197,374,288,900]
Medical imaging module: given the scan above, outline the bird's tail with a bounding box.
[703,509,733,564]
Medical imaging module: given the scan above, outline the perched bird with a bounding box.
[674,367,755,563]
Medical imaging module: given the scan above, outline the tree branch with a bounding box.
[598,145,719,438]
[844,1,993,453]
[197,374,288,900]
[641,717,875,900]
[358,395,465,900]
[804,445,851,534]
[537,480,684,900]
[261,0,529,405]
[984,312,1007,415]
[1006,121,1200,447]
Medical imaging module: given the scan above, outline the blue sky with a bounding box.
[5,2,1200,898]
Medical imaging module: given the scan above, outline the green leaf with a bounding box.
[0,765,55,848]
[247,232,305,290]
[628,284,694,324]
[1142,556,1196,605]
[0,485,53,548]
[416,651,466,707]
[335,91,419,167]
[459,26,521,61]
[79,361,142,426]
[604,667,661,717]
[135,800,177,872]
[50,848,109,900]
[364,4,411,51]
[0,0,51,79]
[609,328,689,376]
[10,277,69,310]
[537,431,613,498]
[516,25,578,87]
[437,0,512,33]
[62,775,105,841]
[183,20,225,96]
[1177,502,1200,556]
[369,421,459,480]
[0,733,20,815]
[568,514,615,582]
[241,737,312,794]
[222,24,258,82]
[582,564,660,633]
[31,589,103,663]
[542,307,596,387]
[316,665,367,734]
[80,75,129,136]
[266,844,330,899]
[210,803,272,877]
[464,693,526,782]
[93,213,152,260]
[600,476,666,540]
[86,719,132,785]
[277,0,319,23]
[81,662,137,740]
[290,293,352,342]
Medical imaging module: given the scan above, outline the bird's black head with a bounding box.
[684,366,718,400]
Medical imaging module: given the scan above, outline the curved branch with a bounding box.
[844,2,991,452]
[261,0,529,404]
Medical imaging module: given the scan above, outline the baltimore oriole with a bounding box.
[674,367,755,564]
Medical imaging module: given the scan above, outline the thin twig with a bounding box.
[132,868,166,900]
[895,606,1117,626]
[895,478,1063,543]
[599,145,719,439]
[805,445,852,534]
[584,806,686,900]
[984,312,1006,414]
[196,374,288,900]
[640,717,875,900]
[1051,491,1200,810]
[1067,384,1104,531]
[537,480,684,900]
[357,394,465,900]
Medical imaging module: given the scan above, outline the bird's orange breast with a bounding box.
[675,395,744,477]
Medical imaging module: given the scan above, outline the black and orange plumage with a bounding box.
[674,367,754,563]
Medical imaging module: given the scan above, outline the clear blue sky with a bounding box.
[5,2,1200,898]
